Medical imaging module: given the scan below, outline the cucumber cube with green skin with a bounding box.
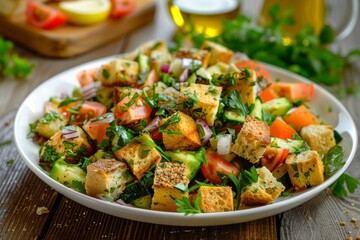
[224,109,245,123]
[250,98,262,120]
[270,137,310,154]
[96,87,114,109]
[49,157,86,191]
[133,195,152,209]
[121,181,151,203]
[262,97,292,116]
[137,54,150,73]
[165,147,206,181]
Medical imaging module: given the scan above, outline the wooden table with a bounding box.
[1,1,359,239]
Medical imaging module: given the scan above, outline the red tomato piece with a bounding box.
[270,118,297,140]
[272,82,315,102]
[140,69,159,89]
[261,147,289,172]
[83,119,110,144]
[110,0,136,18]
[259,85,277,103]
[114,96,152,124]
[26,0,67,29]
[77,68,99,87]
[283,105,321,131]
[151,128,163,142]
[201,148,240,184]
[72,101,107,125]
[234,60,271,82]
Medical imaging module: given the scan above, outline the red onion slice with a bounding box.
[143,116,161,132]
[196,119,213,145]
[61,126,79,140]
[160,63,170,73]
[179,68,191,82]
[217,134,232,155]
[81,81,100,99]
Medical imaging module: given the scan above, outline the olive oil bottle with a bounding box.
[167,0,241,37]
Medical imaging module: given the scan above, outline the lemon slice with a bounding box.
[59,0,111,25]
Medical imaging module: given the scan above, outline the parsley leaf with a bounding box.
[72,180,86,194]
[330,174,359,198]
[175,193,202,215]
[323,145,345,177]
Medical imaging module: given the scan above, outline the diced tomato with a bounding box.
[272,82,314,102]
[283,105,321,131]
[110,0,136,18]
[151,128,163,142]
[72,101,107,125]
[83,119,110,144]
[114,96,152,124]
[201,148,240,184]
[234,60,271,82]
[26,0,67,29]
[270,118,297,140]
[140,69,159,89]
[77,68,99,87]
[259,85,277,103]
[261,147,289,172]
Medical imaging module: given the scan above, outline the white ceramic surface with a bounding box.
[13,56,358,226]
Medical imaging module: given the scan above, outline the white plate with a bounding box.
[13,57,358,226]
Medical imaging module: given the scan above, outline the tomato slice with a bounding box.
[259,85,277,103]
[71,101,107,125]
[270,118,297,140]
[110,0,136,18]
[201,148,240,184]
[261,147,289,172]
[83,119,110,144]
[26,0,67,29]
[114,96,152,124]
[272,82,315,102]
[234,60,271,82]
[151,128,163,142]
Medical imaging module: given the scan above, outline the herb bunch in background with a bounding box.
[178,4,359,87]
[0,36,35,79]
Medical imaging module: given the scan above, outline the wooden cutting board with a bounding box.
[0,0,156,58]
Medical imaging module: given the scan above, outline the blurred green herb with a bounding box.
[330,173,359,198]
[175,4,359,87]
[0,36,35,79]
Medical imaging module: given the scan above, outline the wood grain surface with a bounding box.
[0,1,359,239]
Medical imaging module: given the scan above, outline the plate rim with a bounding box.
[13,56,358,226]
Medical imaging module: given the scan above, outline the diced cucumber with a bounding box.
[195,67,212,84]
[96,87,114,109]
[49,157,86,190]
[207,62,228,76]
[187,72,197,83]
[270,137,309,153]
[133,195,152,209]
[250,98,262,120]
[137,54,150,73]
[168,58,183,78]
[262,97,292,116]
[165,147,206,181]
[120,181,151,204]
[224,109,245,123]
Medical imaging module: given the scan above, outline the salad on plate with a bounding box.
[27,40,344,214]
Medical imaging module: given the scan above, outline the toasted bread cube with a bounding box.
[151,162,189,212]
[198,186,234,213]
[120,40,169,60]
[227,69,257,105]
[39,126,94,165]
[113,86,143,104]
[300,124,336,155]
[100,59,139,87]
[241,167,285,206]
[175,48,211,68]
[150,50,173,74]
[285,150,325,191]
[231,116,271,163]
[35,110,68,139]
[161,111,201,151]
[114,134,161,180]
[85,159,133,200]
[201,41,234,65]
[178,83,222,126]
